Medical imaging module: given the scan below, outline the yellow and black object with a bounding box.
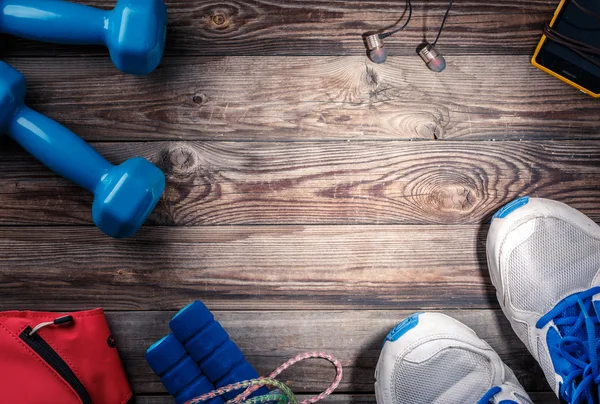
[532,0,600,98]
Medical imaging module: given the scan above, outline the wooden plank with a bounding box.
[104,310,552,395]
[0,0,557,57]
[0,141,599,226]
[135,393,560,403]
[7,56,599,141]
[0,225,492,311]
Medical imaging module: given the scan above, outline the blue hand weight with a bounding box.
[0,0,167,75]
[146,334,224,404]
[170,301,270,400]
[0,61,165,238]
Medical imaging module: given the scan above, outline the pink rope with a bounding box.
[185,351,343,404]
[235,351,343,404]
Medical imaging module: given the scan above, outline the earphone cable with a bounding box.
[379,0,454,44]
[433,0,454,45]
[379,0,413,39]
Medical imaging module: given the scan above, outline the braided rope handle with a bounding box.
[186,378,296,404]
[184,352,343,404]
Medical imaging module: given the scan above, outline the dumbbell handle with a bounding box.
[0,0,107,45]
[9,106,112,192]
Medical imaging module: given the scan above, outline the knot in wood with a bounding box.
[431,183,479,214]
[200,3,249,33]
[159,145,199,177]
[412,169,481,218]
[417,122,442,140]
[212,14,226,25]
[193,93,208,106]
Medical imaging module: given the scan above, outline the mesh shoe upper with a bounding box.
[374,312,532,404]
[393,348,493,403]
[507,217,600,315]
[488,197,600,403]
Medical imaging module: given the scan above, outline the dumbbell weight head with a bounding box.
[108,0,168,75]
[94,157,165,239]
[0,61,166,238]
[0,63,26,132]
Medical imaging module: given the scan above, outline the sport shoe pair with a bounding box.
[375,198,600,404]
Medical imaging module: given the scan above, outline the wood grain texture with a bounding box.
[0,0,582,401]
[106,310,553,395]
[0,225,492,311]
[0,141,599,226]
[0,0,558,57]
[135,393,559,404]
[6,56,599,141]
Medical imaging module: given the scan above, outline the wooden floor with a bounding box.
[2,1,600,402]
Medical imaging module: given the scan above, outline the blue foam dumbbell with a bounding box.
[0,0,167,75]
[170,301,270,400]
[0,61,165,238]
[146,334,224,404]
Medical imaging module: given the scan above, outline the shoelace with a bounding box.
[477,386,502,404]
[184,352,343,404]
[478,386,522,404]
[537,287,600,404]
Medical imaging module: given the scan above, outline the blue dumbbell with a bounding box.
[0,0,167,75]
[0,61,165,238]
[170,301,270,400]
[146,334,224,404]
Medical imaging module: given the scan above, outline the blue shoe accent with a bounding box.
[493,197,530,220]
[477,386,502,404]
[477,387,518,404]
[537,286,600,403]
[384,312,423,345]
[546,327,575,394]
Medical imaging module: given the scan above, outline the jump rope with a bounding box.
[184,352,343,404]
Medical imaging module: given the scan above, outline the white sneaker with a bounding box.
[488,197,600,403]
[374,312,533,404]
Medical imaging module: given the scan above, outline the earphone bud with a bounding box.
[366,34,447,72]
[362,0,453,73]
[365,33,388,64]
[417,43,446,72]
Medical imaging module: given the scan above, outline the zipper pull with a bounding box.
[29,315,74,337]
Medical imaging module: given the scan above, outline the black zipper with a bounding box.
[20,326,92,404]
